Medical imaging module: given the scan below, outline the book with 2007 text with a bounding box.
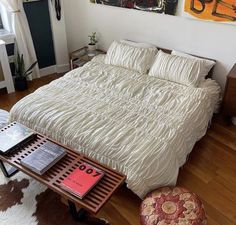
[60,163,105,199]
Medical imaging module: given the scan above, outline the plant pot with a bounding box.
[14,77,28,91]
[88,44,97,52]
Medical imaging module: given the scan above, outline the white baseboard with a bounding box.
[39,65,56,77]
[57,64,70,74]
[39,64,69,77]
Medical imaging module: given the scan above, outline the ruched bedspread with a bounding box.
[10,55,220,198]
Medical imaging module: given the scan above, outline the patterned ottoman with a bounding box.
[0,109,9,129]
[140,187,207,225]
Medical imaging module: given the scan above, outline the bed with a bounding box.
[9,44,221,198]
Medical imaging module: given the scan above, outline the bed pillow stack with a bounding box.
[171,50,216,79]
[148,50,203,87]
[120,39,156,49]
[105,40,157,74]
[105,41,215,87]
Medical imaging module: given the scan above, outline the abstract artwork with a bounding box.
[184,0,236,22]
[90,0,179,15]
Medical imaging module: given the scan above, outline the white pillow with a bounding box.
[149,50,202,87]
[120,40,156,49]
[171,50,215,78]
[105,41,157,74]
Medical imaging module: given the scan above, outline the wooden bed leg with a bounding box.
[0,160,18,178]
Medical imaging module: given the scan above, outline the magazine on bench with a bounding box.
[60,163,105,199]
[0,122,36,155]
[21,140,66,175]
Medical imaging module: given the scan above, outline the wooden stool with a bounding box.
[140,187,207,225]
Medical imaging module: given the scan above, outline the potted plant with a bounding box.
[88,32,98,51]
[14,53,38,91]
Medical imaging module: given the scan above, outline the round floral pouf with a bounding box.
[140,187,207,225]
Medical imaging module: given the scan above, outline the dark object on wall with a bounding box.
[55,0,61,20]
[51,0,61,20]
[91,0,179,15]
[24,0,56,69]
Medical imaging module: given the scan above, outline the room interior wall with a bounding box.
[64,0,236,89]
[48,0,69,74]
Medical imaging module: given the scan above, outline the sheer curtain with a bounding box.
[0,0,40,79]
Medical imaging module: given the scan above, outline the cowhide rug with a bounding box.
[0,168,109,225]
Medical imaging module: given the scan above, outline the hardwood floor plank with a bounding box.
[1,74,236,225]
[178,169,236,224]
[203,201,234,225]
[208,123,236,152]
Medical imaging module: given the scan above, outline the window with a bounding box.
[0,5,13,32]
[0,5,14,44]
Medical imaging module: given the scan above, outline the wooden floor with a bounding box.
[0,74,236,225]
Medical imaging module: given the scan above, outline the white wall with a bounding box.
[48,0,69,74]
[64,0,236,89]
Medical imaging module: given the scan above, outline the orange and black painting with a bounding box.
[185,0,236,22]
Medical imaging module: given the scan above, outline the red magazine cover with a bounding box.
[61,163,104,199]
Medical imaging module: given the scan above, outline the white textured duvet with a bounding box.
[10,55,220,198]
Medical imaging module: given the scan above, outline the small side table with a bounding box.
[69,47,105,70]
[222,64,236,124]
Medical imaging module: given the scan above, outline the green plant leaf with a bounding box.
[24,61,38,77]
[19,54,25,77]
[15,53,20,75]
[25,71,33,77]
[88,32,97,45]
[14,52,38,77]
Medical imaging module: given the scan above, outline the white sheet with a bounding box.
[10,55,220,198]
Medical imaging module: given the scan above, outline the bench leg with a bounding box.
[0,160,19,178]
[68,200,88,221]
[68,200,109,224]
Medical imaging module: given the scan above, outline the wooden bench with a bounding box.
[0,123,126,221]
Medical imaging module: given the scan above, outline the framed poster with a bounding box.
[90,0,179,16]
[184,0,236,23]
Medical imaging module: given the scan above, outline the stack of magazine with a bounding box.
[0,122,36,155]
[0,122,66,175]
[0,122,104,198]
[73,59,87,68]
[21,141,66,175]
[60,163,104,199]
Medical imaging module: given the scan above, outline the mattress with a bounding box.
[10,55,220,198]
